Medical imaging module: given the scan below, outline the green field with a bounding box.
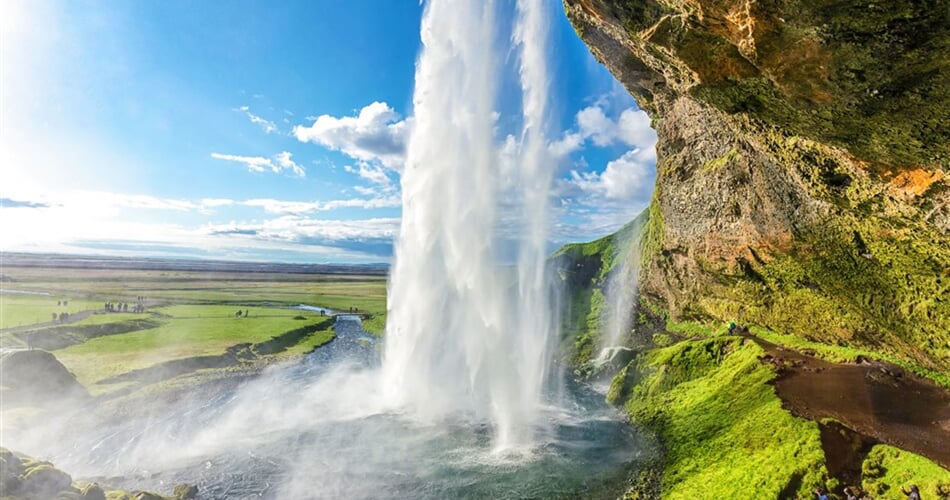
[0,294,103,330]
[0,263,387,396]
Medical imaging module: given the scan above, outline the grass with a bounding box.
[0,264,389,398]
[861,445,950,498]
[54,305,330,391]
[0,265,387,315]
[360,312,387,337]
[617,336,829,498]
[0,294,102,329]
[69,312,152,326]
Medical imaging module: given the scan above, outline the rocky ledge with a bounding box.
[564,0,949,372]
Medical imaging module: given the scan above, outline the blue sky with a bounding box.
[1,0,656,263]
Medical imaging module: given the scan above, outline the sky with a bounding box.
[0,0,656,264]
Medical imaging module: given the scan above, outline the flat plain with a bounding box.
[0,257,387,396]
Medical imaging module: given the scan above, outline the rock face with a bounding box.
[564,0,950,371]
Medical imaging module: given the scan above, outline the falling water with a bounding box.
[383,0,557,450]
[600,230,641,352]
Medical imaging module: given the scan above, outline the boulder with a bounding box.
[173,483,198,500]
[79,482,107,500]
[19,463,73,498]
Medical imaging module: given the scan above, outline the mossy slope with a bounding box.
[612,336,828,498]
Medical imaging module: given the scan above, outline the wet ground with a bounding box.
[756,337,950,481]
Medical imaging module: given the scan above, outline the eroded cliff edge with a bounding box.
[564,0,950,372]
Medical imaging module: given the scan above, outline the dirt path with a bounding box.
[754,337,950,481]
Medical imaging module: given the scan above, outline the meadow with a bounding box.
[0,261,387,396]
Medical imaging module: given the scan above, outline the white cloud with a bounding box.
[274,151,306,177]
[211,151,306,178]
[547,102,659,240]
[344,162,392,188]
[0,188,399,262]
[237,105,278,134]
[243,199,322,214]
[587,148,654,199]
[241,195,400,214]
[293,101,408,169]
[550,103,657,158]
[200,198,235,208]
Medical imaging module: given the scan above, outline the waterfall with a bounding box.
[382,0,557,451]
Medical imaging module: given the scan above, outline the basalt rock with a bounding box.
[564,0,950,372]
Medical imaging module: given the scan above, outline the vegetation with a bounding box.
[616,336,828,498]
[861,445,950,498]
[54,305,330,393]
[1,264,385,398]
[0,294,102,330]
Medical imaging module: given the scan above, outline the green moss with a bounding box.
[681,0,950,171]
[641,197,663,262]
[726,212,950,378]
[621,337,829,498]
[861,445,950,499]
[700,149,739,173]
[664,320,715,338]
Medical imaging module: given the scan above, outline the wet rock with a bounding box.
[19,463,73,498]
[132,491,166,500]
[79,482,107,500]
[173,483,198,500]
[1,447,25,496]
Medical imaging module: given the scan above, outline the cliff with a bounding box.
[563,0,950,372]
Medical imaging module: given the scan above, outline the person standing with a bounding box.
[902,485,922,500]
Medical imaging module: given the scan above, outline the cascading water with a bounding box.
[600,231,641,352]
[383,0,557,450]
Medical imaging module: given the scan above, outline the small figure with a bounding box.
[902,484,921,500]
[844,486,859,500]
[815,488,829,500]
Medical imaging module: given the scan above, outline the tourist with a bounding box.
[815,488,830,500]
[902,484,922,500]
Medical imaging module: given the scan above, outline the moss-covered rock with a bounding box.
[79,482,107,500]
[172,483,198,500]
[563,0,950,375]
[131,491,167,500]
[19,463,74,498]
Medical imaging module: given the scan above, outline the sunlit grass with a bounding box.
[55,305,328,389]
[0,294,102,329]
[861,445,950,498]
[618,336,828,498]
